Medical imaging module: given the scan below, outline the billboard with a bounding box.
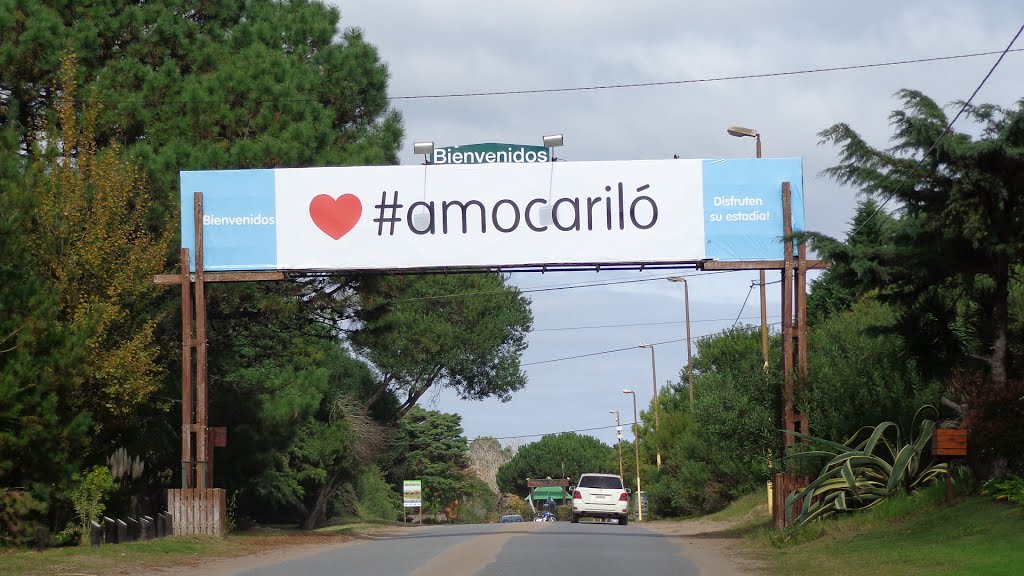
[180,158,803,272]
[403,480,422,508]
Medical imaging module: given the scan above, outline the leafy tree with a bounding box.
[62,465,115,545]
[802,298,940,442]
[27,53,168,429]
[806,198,897,326]
[496,433,615,495]
[352,274,533,419]
[815,90,1024,389]
[388,408,472,514]
[642,328,780,516]
[0,120,91,536]
[355,466,401,521]
[212,329,386,529]
[2,0,402,203]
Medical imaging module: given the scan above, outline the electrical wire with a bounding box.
[825,24,1024,263]
[533,314,782,332]
[63,48,1023,108]
[732,284,756,327]
[389,48,1024,101]
[522,322,782,366]
[488,422,637,441]
[392,270,730,303]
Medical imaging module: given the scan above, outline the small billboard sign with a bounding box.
[403,480,422,508]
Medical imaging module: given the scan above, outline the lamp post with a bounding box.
[727,126,769,370]
[610,409,625,480]
[413,141,434,164]
[623,389,642,522]
[638,344,661,469]
[666,276,695,406]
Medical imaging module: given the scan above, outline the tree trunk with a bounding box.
[990,263,1009,389]
[302,471,342,530]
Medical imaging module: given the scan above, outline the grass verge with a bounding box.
[746,486,1024,576]
[0,528,360,576]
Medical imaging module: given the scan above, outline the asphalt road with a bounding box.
[235,521,702,576]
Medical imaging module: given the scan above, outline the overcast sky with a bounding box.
[335,1,1024,449]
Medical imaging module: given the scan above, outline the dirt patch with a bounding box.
[644,519,765,576]
[150,526,415,576]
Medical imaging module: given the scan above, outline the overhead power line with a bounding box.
[60,48,1023,108]
[533,314,782,332]
[390,48,1024,101]
[393,270,730,303]
[828,24,1024,263]
[522,322,782,366]
[488,422,637,441]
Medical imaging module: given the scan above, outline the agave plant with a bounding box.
[784,406,949,526]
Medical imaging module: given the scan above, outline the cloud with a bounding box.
[333,0,1024,443]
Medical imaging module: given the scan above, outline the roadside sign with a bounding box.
[527,478,570,488]
[403,480,422,507]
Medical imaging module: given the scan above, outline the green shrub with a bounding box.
[0,489,47,547]
[62,465,115,545]
[555,504,572,521]
[982,475,1024,506]
[356,466,401,521]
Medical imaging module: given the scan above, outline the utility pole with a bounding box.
[623,389,642,522]
[610,410,625,480]
[666,277,695,406]
[639,344,661,469]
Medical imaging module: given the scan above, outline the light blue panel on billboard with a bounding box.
[180,170,278,271]
[702,158,803,261]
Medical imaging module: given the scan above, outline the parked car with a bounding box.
[570,473,630,525]
[499,514,524,523]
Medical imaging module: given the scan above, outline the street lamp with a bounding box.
[623,389,642,522]
[726,126,769,370]
[413,141,434,164]
[610,409,625,480]
[638,344,661,469]
[666,277,695,406]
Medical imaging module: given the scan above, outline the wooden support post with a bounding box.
[180,248,193,489]
[193,192,209,489]
[781,182,795,446]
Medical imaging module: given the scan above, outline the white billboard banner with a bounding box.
[180,158,803,272]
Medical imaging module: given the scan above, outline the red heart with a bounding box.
[309,194,362,240]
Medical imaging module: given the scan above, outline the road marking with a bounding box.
[411,523,549,576]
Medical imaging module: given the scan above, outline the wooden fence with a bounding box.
[167,488,226,536]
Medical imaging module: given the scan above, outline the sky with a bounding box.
[334,1,1024,448]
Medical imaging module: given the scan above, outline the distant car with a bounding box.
[571,473,630,525]
[499,514,524,523]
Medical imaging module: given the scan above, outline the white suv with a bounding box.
[570,473,630,525]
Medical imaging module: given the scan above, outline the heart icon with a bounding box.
[309,194,362,240]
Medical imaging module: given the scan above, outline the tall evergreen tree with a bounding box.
[816,91,1024,388]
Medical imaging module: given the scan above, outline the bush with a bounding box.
[982,475,1024,507]
[555,504,572,521]
[62,466,115,546]
[0,489,47,547]
[501,495,531,519]
[356,467,401,521]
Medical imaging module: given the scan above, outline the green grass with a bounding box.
[0,535,236,576]
[748,487,1024,576]
[706,488,770,522]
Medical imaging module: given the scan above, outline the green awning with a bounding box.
[528,486,570,500]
